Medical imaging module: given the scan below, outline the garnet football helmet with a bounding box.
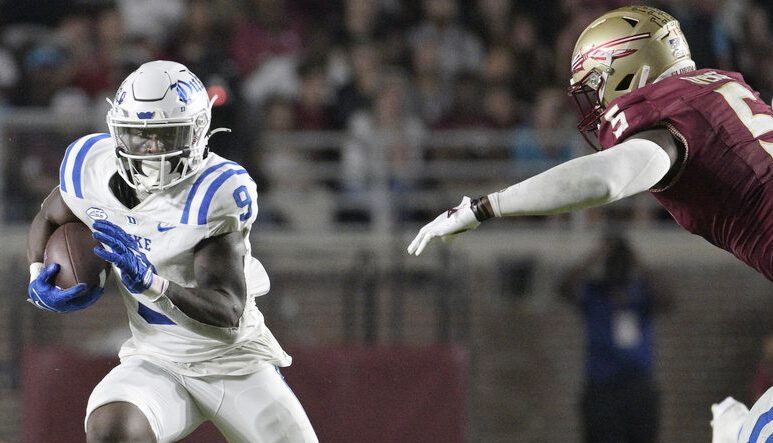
[106,60,216,193]
[568,6,695,148]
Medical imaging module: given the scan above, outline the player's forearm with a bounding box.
[488,138,671,217]
[164,283,245,328]
[136,275,246,343]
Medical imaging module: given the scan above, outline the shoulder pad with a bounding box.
[59,133,112,199]
[179,161,257,233]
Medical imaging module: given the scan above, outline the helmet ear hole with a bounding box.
[615,73,634,91]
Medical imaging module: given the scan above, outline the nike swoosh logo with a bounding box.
[446,208,458,218]
[157,223,176,232]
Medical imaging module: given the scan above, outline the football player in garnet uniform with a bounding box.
[407,5,773,282]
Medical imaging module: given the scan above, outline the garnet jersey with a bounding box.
[59,133,291,376]
[598,69,773,281]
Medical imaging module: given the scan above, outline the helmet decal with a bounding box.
[571,33,651,75]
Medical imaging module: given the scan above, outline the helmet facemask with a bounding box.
[111,112,209,193]
[568,67,610,151]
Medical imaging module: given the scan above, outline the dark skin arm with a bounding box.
[163,231,248,328]
[27,188,80,264]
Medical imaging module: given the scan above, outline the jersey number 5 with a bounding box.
[714,82,773,156]
[232,185,253,221]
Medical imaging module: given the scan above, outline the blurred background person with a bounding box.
[752,334,773,399]
[341,70,425,223]
[559,233,671,443]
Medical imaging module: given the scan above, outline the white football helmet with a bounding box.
[107,60,216,193]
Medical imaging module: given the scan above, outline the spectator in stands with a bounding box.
[229,0,305,77]
[293,57,337,130]
[258,94,336,230]
[409,32,452,126]
[115,0,183,46]
[334,40,382,128]
[473,0,514,46]
[22,44,74,107]
[164,0,236,82]
[69,8,123,101]
[508,13,554,103]
[0,46,19,109]
[483,84,518,130]
[510,87,577,168]
[482,44,516,86]
[231,0,304,108]
[341,70,425,222]
[339,0,381,42]
[408,0,483,80]
[560,233,670,443]
[433,71,493,130]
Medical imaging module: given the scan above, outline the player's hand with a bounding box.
[407,196,480,256]
[92,220,155,294]
[710,397,749,443]
[27,263,103,312]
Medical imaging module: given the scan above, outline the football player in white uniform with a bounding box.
[26,61,318,442]
[711,388,773,443]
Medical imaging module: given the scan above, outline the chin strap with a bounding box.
[205,127,232,145]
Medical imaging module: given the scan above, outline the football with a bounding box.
[44,222,110,290]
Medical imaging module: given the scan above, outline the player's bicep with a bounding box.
[42,188,80,225]
[192,231,247,300]
[27,188,80,263]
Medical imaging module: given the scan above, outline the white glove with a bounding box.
[711,397,749,443]
[407,196,481,256]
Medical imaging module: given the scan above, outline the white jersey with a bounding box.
[59,133,291,376]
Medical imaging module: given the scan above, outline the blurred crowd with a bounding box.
[0,0,771,224]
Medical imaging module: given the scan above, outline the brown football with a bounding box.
[44,222,110,289]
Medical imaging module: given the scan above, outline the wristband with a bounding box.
[143,274,169,302]
[470,195,495,221]
[30,262,44,282]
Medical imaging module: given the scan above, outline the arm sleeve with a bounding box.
[488,137,671,217]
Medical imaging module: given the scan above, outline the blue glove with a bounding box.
[92,220,155,294]
[28,263,103,312]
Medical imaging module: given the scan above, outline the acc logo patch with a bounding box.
[86,207,108,220]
